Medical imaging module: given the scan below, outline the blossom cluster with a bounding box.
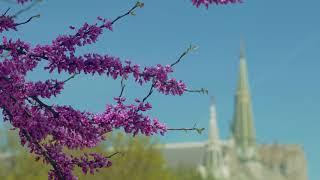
[0,15,16,33]
[16,0,31,4]
[1,0,239,179]
[191,0,242,8]
[0,2,184,180]
[16,0,243,8]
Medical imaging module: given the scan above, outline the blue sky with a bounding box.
[1,0,319,179]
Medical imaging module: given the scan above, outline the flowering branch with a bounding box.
[2,101,65,180]
[142,44,197,102]
[0,0,240,179]
[30,96,59,118]
[191,0,242,8]
[22,130,66,180]
[13,0,42,18]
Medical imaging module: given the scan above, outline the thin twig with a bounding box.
[30,96,59,118]
[63,73,78,84]
[167,127,205,134]
[2,8,10,16]
[106,151,123,159]
[60,1,142,49]
[185,88,208,95]
[141,45,197,102]
[170,44,198,67]
[118,78,126,98]
[26,97,36,105]
[110,1,143,25]
[0,2,144,63]
[142,81,155,102]
[13,0,42,18]
[51,73,78,90]
[15,14,40,26]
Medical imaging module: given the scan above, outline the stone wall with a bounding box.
[222,144,308,180]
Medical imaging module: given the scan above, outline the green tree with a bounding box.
[75,133,175,180]
[0,129,49,180]
[0,130,176,180]
[1,129,204,180]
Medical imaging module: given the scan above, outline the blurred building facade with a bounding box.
[163,47,308,180]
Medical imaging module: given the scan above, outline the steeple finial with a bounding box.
[240,40,245,59]
[210,96,215,105]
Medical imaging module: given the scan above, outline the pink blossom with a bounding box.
[0,15,16,33]
[191,0,242,8]
[16,0,31,4]
[0,0,239,179]
[0,13,178,179]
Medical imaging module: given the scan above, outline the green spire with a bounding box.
[232,44,256,159]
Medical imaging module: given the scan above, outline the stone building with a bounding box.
[163,47,308,180]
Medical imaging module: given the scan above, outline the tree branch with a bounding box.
[0,2,144,62]
[185,88,208,95]
[30,96,59,118]
[170,44,198,67]
[142,81,155,102]
[22,130,66,180]
[141,44,197,102]
[106,151,123,159]
[15,14,40,26]
[13,0,42,18]
[167,127,205,134]
[2,106,65,180]
[118,78,126,98]
[110,1,144,25]
[2,8,10,16]
[63,73,78,84]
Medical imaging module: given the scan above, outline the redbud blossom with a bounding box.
[191,0,242,8]
[0,0,239,179]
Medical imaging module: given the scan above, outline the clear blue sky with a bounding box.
[1,0,319,179]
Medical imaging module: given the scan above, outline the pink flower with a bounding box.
[16,0,31,4]
[191,0,242,8]
[0,15,16,33]
[1,0,239,177]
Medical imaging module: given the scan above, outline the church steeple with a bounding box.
[232,43,256,160]
[200,97,224,179]
[209,97,219,144]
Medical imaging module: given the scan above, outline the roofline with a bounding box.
[162,141,206,149]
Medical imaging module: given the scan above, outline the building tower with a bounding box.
[208,97,220,145]
[200,97,224,179]
[231,44,256,160]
